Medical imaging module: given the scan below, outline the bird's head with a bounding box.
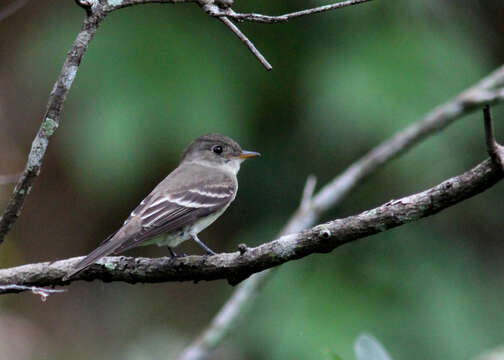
[181,133,260,174]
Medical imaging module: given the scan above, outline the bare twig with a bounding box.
[483,105,504,168]
[176,64,504,360]
[206,0,374,23]
[0,284,65,301]
[218,16,272,70]
[201,0,374,69]
[484,105,497,153]
[0,0,29,22]
[300,175,317,211]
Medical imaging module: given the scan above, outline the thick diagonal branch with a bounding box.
[0,157,501,293]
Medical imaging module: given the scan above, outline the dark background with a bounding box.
[1,0,504,359]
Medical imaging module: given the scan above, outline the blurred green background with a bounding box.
[1,0,504,359]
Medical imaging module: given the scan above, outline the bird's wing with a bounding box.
[63,166,236,280]
[114,181,237,252]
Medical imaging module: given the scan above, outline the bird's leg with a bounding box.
[191,234,216,255]
[168,247,178,258]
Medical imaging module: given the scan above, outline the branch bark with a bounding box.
[483,105,504,168]
[205,0,374,23]
[218,16,272,70]
[0,156,501,293]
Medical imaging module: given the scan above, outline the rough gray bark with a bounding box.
[0,157,501,294]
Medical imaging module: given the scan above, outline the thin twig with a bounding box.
[0,11,107,245]
[218,17,272,70]
[201,0,373,69]
[207,0,374,23]
[484,105,498,154]
[0,0,29,22]
[300,175,317,212]
[0,284,66,301]
[483,105,504,168]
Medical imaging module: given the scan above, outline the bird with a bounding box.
[63,133,260,280]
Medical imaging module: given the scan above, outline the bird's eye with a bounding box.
[212,145,223,154]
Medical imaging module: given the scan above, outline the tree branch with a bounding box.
[201,0,374,69]
[0,10,106,245]
[218,16,272,70]
[0,285,65,301]
[483,105,504,168]
[204,0,374,23]
[0,155,502,293]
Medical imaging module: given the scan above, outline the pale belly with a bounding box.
[143,207,227,248]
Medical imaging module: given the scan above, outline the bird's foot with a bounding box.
[168,247,179,258]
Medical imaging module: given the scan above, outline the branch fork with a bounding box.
[483,105,504,169]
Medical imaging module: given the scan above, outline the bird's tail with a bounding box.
[62,235,121,281]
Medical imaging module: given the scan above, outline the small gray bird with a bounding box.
[63,133,260,280]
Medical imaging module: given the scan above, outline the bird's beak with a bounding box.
[238,150,261,159]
